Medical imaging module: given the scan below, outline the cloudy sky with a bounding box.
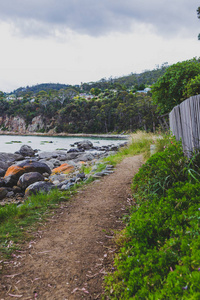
[0,0,199,92]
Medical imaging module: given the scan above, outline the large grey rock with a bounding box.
[39,159,54,170]
[0,152,23,163]
[49,158,61,167]
[18,145,35,157]
[76,140,93,150]
[25,181,54,196]
[16,159,51,175]
[17,172,44,189]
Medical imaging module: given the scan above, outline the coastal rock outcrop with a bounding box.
[0,139,127,203]
[0,115,45,134]
[4,160,51,187]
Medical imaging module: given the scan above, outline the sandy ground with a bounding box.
[0,155,142,300]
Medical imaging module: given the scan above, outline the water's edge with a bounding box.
[0,131,129,139]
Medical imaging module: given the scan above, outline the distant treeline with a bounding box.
[9,64,168,96]
[0,90,159,133]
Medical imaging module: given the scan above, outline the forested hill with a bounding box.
[9,64,168,96]
[0,65,169,134]
[13,83,72,97]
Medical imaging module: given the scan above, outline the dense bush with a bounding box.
[104,138,200,299]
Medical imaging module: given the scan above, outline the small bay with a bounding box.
[0,134,128,153]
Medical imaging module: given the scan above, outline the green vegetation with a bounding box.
[104,136,200,299]
[0,66,170,134]
[152,58,200,114]
[183,74,200,99]
[0,89,158,133]
[104,131,155,166]
[0,189,73,257]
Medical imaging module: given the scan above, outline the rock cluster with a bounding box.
[0,140,127,206]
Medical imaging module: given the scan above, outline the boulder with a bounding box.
[52,163,75,175]
[39,159,54,170]
[16,160,51,175]
[17,172,44,189]
[76,140,93,150]
[18,145,35,157]
[0,152,23,163]
[4,165,25,186]
[4,160,51,187]
[49,158,61,167]
[25,182,54,196]
[0,187,8,200]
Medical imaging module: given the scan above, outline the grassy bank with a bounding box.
[104,135,200,299]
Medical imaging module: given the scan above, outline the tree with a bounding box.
[90,87,101,96]
[183,74,200,98]
[151,58,200,114]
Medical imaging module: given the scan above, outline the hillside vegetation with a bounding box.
[0,66,170,134]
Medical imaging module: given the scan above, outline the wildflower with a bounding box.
[198,268,200,271]
[182,285,188,290]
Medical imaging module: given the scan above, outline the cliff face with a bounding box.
[0,115,48,134]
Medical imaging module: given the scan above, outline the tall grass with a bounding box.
[104,131,156,165]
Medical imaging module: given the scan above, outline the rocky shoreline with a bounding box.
[0,139,127,206]
[0,130,130,139]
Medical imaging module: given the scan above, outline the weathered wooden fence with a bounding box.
[169,94,200,155]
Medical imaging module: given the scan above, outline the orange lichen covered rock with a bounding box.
[4,160,51,187]
[52,163,74,175]
[4,165,24,178]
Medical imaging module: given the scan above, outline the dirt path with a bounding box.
[0,155,142,300]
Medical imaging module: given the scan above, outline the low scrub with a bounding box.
[104,137,200,299]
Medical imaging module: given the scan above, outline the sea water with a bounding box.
[0,135,127,154]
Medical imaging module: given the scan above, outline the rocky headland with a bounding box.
[0,140,127,206]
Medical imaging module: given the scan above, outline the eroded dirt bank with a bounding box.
[0,155,142,300]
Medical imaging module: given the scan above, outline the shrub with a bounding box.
[104,136,200,299]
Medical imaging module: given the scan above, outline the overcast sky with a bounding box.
[0,0,199,92]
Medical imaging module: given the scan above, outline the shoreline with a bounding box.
[0,131,130,140]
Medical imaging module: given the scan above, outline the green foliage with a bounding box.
[152,58,200,114]
[183,74,200,98]
[104,137,200,299]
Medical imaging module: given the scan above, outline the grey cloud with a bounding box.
[0,0,198,38]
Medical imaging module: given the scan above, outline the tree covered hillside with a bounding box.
[0,66,170,134]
